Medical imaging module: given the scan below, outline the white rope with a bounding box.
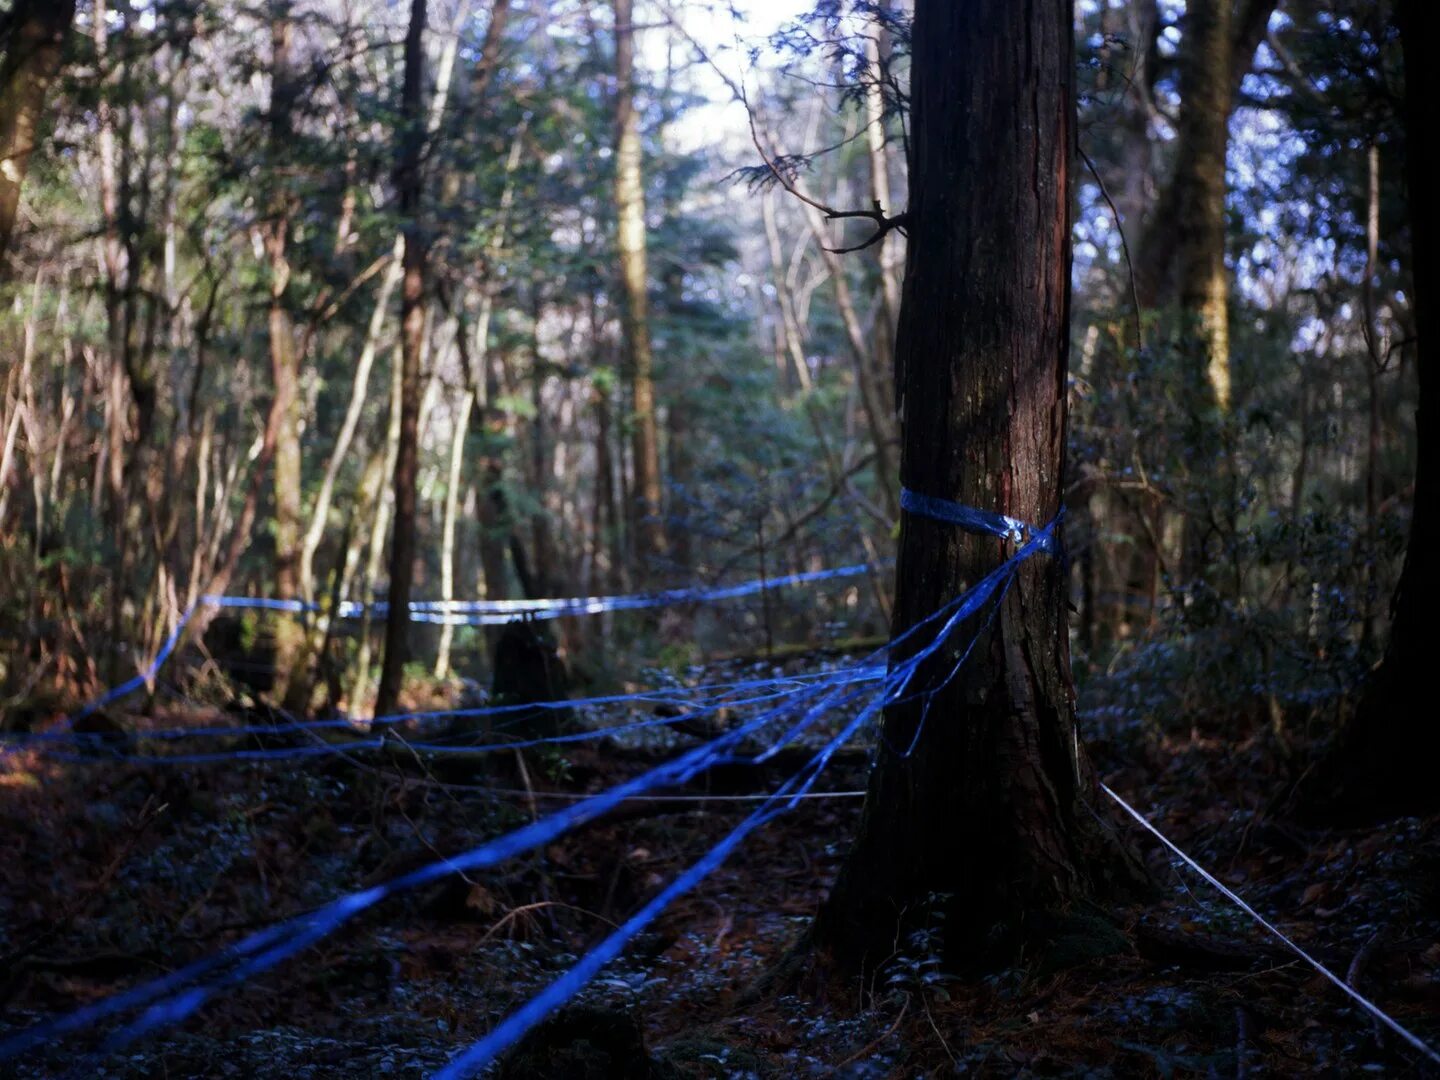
[1101,782,1440,1067]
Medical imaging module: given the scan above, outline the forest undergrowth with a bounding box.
[3,643,1437,1079]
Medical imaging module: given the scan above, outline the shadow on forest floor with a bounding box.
[2,653,1438,1078]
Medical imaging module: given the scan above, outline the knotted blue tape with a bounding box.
[900,487,1056,554]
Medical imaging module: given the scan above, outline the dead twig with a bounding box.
[479,900,618,945]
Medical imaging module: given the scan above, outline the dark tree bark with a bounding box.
[814,0,1135,972]
[0,0,75,269]
[375,0,428,717]
[1304,0,1439,822]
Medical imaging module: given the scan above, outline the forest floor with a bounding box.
[2,651,1439,1079]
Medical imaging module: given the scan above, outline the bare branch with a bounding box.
[658,0,908,256]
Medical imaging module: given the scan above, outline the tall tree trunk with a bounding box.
[1132,0,1243,590]
[1360,140,1383,652]
[434,124,522,677]
[1303,0,1438,822]
[434,388,473,680]
[0,0,75,269]
[375,0,429,718]
[478,368,511,604]
[94,0,142,681]
[1176,0,1232,414]
[303,0,498,612]
[612,0,666,569]
[815,0,1133,971]
[1134,0,1277,316]
[1142,0,1233,413]
[266,2,306,705]
[351,354,404,711]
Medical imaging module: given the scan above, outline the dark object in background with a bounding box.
[68,709,134,756]
[487,618,572,742]
[202,614,277,696]
[495,1006,671,1080]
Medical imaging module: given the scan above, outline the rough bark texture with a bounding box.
[0,0,75,268]
[612,0,666,569]
[814,0,1131,972]
[375,0,428,717]
[1304,0,1439,822]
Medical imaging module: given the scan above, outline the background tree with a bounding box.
[1304,0,1435,821]
[0,0,75,268]
[612,0,667,570]
[265,1,306,703]
[375,0,429,718]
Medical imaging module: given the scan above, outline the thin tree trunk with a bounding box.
[353,348,405,712]
[797,196,898,516]
[761,190,813,392]
[300,244,400,604]
[433,389,473,679]
[94,0,141,680]
[266,2,306,704]
[375,0,429,717]
[1361,141,1383,652]
[612,0,666,568]
[300,0,482,607]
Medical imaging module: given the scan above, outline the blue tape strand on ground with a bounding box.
[0,545,1036,1063]
[430,529,1059,1076]
[14,668,887,768]
[3,665,887,757]
[0,671,855,1059]
[434,695,885,1079]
